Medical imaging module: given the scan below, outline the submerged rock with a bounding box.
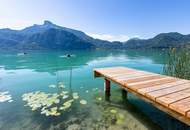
[66,124,81,130]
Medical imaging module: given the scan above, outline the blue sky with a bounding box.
[0,0,190,41]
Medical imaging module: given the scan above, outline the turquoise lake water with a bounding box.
[0,49,189,130]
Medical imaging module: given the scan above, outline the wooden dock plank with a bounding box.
[94,67,132,73]
[94,66,127,71]
[169,97,190,116]
[186,111,190,118]
[114,73,153,81]
[126,77,178,91]
[102,73,149,84]
[94,67,190,125]
[114,71,155,78]
[124,75,166,84]
[105,71,146,78]
[146,83,190,101]
[94,67,135,78]
[93,67,129,77]
[95,67,156,76]
[137,80,189,95]
[156,87,190,107]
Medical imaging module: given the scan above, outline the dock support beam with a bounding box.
[104,78,110,101]
[122,89,128,102]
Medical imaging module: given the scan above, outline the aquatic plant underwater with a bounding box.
[22,82,87,117]
[0,54,89,118]
[19,53,88,117]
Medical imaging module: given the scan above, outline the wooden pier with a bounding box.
[94,66,190,126]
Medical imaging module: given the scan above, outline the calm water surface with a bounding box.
[0,50,189,130]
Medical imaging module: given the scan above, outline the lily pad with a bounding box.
[60,99,74,110]
[110,109,117,114]
[80,100,87,105]
[22,82,86,117]
[97,97,102,101]
[62,95,69,99]
[0,91,13,103]
[72,93,79,99]
[49,84,56,88]
[92,88,98,91]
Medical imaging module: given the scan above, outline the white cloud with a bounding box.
[87,33,130,42]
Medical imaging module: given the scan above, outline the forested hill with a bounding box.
[0,21,189,50]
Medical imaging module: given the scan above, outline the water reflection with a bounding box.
[0,49,167,74]
[0,49,189,130]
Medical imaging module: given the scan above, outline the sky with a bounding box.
[0,0,190,41]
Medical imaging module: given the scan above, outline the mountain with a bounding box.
[124,32,190,49]
[0,21,123,50]
[0,21,97,50]
[0,21,190,50]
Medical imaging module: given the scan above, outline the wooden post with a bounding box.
[122,89,128,101]
[104,78,111,101]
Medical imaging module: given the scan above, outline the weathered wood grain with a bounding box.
[94,67,190,126]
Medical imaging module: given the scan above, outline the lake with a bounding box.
[0,49,189,130]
